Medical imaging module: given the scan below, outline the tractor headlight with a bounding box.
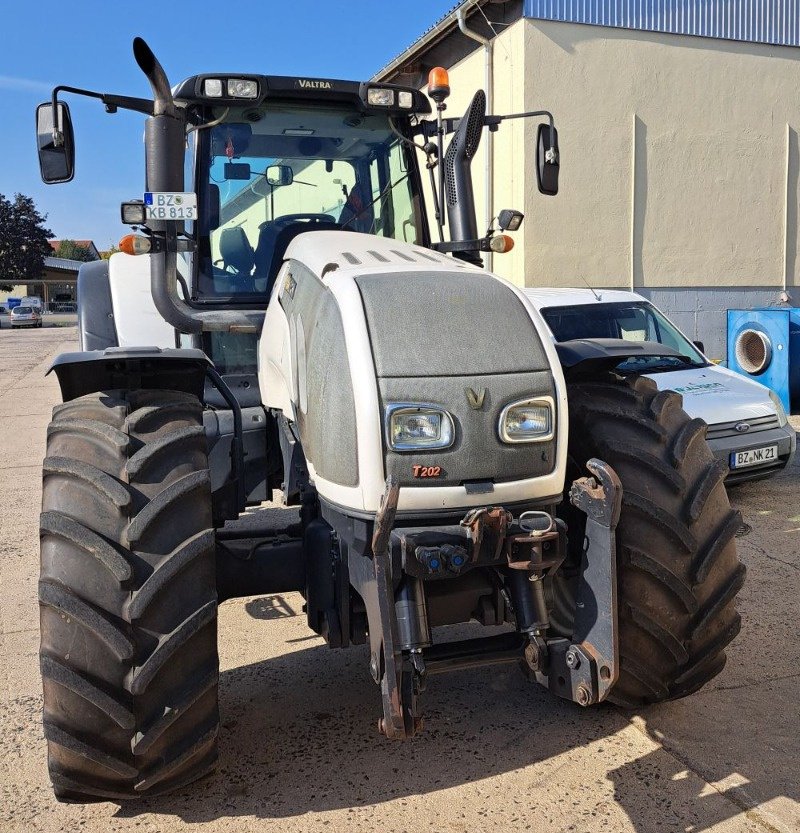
[203,78,224,97]
[499,397,554,443]
[386,404,454,450]
[367,87,395,107]
[768,389,789,428]
[227,78,259,99]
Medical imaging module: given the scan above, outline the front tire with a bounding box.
[550,375,744,706]
[40,389,219,801]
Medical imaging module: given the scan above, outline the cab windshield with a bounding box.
[194,104,422,301]
[540,301,709,373]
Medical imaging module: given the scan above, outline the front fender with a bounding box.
[48,346,211,402]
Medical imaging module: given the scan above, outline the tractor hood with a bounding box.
[259,232,568,515]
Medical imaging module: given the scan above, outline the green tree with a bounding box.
[55,239,96,262]
[100,244,120,260]
[0,193,53,292]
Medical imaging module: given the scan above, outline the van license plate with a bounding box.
[731,445,777,468]
[144,192,197,221]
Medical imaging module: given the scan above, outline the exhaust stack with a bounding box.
[131,38,184,205]
[133,37,179,118]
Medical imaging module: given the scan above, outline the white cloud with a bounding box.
[0,75,53,94]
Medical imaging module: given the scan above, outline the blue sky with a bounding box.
[0,1,455,250]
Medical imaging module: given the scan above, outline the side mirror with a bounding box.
[266,164,293,187]
[37,101,75,184]
[536,123,559,196]
[693,340,706,354]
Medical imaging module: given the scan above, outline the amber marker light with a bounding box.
[427,67,450,104]
[119,234,152,256]
[489,235,515,254]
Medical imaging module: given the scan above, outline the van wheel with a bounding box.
[40,389,219,801]
[549,375,744,706]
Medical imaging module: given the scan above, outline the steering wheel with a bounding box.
[272,213,336,226]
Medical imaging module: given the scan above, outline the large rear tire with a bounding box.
[549,375,745,706]
[40,389,219,801]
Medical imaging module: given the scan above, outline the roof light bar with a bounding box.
[201,77,259,99]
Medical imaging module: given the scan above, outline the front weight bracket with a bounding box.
[546,458,622,705]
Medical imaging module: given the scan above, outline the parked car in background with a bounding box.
[9,305,42,329]
[21,295,43,312]
[525,288,796,483]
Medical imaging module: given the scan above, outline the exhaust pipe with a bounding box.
[133,37,179,118]
[443,90,486,266]
[131,38,197,330]
[132,38,184,200]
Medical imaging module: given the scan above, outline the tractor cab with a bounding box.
[172,76,431,308]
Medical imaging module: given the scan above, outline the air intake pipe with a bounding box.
[443,90,486,266]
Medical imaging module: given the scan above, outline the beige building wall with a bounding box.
[419,16,800,355]
[518,19,800,293]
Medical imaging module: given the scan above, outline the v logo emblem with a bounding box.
[465,387,486,410]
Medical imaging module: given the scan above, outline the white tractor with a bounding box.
[35,39,744,801]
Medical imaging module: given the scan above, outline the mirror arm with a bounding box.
[418,116,462,140]
[50,85,154,144]
[423,109,557,151]
[486,110,557,157]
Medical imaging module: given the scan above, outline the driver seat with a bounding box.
[218,226,255,275]
[254,219,341,295]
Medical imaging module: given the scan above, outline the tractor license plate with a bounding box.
[144,192,197,221]
[730,445,777,468]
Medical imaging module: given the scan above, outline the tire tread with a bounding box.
[555,376,744,707]
[40,389,219,802]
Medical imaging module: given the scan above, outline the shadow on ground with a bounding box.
[110,458,800,830]
[114,604,798,830]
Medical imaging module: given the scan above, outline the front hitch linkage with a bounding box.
[368,459,622,737]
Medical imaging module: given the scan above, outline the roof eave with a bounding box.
[372,0,488,82]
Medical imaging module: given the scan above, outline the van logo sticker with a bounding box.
[673,381,727,395]
[735,422,751,433]
[465,387,486,410]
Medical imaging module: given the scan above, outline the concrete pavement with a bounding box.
[0,324,797,833]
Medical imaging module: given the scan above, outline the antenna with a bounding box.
[579,276,601,302]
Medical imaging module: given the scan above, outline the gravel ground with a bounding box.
[0,324,797,833]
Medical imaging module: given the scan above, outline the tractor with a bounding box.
[35,38,744,801]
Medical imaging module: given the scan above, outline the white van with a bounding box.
[525,288,796,483]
